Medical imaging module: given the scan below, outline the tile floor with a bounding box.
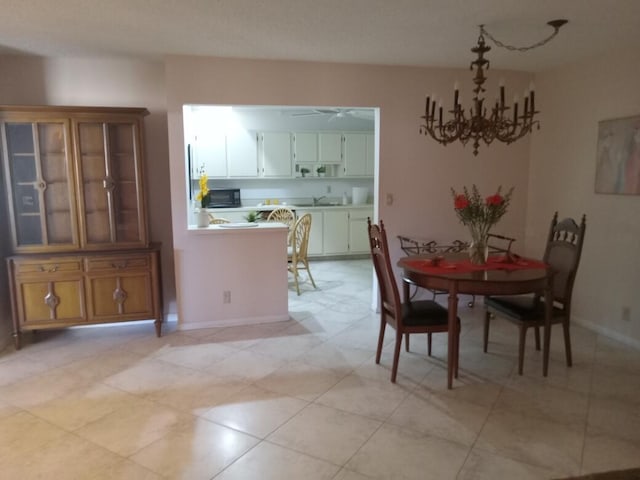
[1,259,639,479]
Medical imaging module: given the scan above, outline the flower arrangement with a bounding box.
[195,165,210,208]
[451,185,514,264]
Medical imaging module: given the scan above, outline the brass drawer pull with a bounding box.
[39,265,59,273]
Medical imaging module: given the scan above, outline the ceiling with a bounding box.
[1,0,639,72]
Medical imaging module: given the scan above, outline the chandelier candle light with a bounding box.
[420,20,568,155]
[452,185,514,264]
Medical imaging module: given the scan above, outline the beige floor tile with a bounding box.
[153,341,239,370]
[581,430,640,474]
[74,397,192,456]
[214,441,340,480]
[316,373,412,421]
[202,384,308,438]
[346,424,468,480]
[93,459,163,480]
[587,396,640,444]
[0,352,52,387]
[2,431,129,480]
[417,369,503,408]
[249,332,325,360]
[28,382,140,431]
[0,410,68,463]
[268,403,381,465]
[474,409,583,476]
[333,469,376,480]
[0,367,89,409]
[494,375,590,427]
[130,417,259,479]
[255,361,344,401]
[591,364,640,402]
[202,321,293,349]
[204,349,286,382]
[387,389,491,446]
[458,449,557,480]
[143,370,249,416]
[299,341,373,374]
[60,349,147,383]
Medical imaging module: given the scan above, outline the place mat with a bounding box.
[404,254,547,274]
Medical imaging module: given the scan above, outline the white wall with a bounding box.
[0,56,177,346]
[530,47,640,346]
[165,55,534,327]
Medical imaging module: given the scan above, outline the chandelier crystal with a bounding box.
[419,20,568,155]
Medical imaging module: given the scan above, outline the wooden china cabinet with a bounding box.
[1,105,162,349]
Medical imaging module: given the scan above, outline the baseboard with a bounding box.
[177,314,290,330]
[573,315,640,350]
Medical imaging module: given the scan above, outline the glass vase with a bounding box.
[468,230,489,265]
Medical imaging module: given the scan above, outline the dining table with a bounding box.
[397,252,554,389]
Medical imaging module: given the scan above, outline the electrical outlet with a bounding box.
[622,306,631,322]
[223,291,231,304]
[386,193,394,205]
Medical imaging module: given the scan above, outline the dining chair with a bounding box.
[483,212,587,375]
[267,207,295,227]
[288,213,317,295]
[368,218,460,383]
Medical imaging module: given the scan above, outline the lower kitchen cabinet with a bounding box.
[323,210,350,254]
[7,244,163,349]
[348,208,373,253]
[295,209,323,255]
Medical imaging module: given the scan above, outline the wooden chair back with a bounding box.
[543,212,587,306]
[367,218,401,329]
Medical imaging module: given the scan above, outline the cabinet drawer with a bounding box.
[14,259,83,275]
[86,255,150,272]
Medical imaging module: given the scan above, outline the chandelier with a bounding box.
[419,20,568,155]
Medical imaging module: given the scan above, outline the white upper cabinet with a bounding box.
[227,130,259,177]
[292,132,318,164]
[318,133,343,164]
[260,132,292,177]
[342,133,374,177]
[194,133,227,177]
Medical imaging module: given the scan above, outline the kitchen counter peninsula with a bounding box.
[178,221,289,330]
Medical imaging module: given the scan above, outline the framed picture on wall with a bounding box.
[594,114,640,195]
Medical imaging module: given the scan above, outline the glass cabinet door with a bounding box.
[75,119,146,248]
[1,121,78,251]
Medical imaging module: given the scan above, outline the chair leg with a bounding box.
[562,318,573,367]
[534,325,541,351]
[405,334,410,352]
[455,324,460,377]
[290,264,301,295]
[391,330,402,383]
[303,259,317,288]
[375,318,386,364]
[483,310,491,353]
[517,325,527,375]
[427,333,432,356]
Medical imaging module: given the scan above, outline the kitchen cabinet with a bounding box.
[318,133,343,164]
[260,132,292,177]
[1,105,163,349]
[323,210,350,254]
[342,133,374,177]
[194,133,227,177]
[227,130,258,177]
[296,209,323,255]
[348,207,374,253]
[292,132,318,164]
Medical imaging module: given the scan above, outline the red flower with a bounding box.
[485,194,504,206]
[454,194,470,210]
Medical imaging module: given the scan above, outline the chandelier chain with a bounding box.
[479,23,563,52]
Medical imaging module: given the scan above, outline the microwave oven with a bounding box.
[205,188,241,208]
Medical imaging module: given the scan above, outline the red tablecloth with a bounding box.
[404,254,547,274]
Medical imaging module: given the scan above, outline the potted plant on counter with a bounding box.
[244,211,259,223]
[316,165,326,177]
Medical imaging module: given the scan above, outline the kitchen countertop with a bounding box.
[205,204,374,212]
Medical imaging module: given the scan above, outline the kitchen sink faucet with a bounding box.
[312,196,327,206]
